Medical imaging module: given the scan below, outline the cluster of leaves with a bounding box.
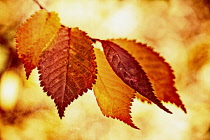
[15,9,186,129]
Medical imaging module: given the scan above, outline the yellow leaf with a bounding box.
[16,10,61,79]
[93,48,139,129]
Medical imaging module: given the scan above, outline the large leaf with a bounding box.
[110,39,187,113]
[38,27,97,118]
[93,49,138,129]
[16,10,61,79]
[99,40,172,114]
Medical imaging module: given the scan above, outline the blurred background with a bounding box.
[0,0,209,139]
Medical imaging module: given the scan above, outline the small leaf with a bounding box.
[110,39,186,113]
[16,10,61,79]
[38,26,97,118]
[93,49,139,129]
[99,40,172,114]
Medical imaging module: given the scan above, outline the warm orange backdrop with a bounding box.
[0,0,209,140]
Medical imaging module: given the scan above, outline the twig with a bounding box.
[33,0,48,11]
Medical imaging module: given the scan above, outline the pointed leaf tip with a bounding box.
[109,39,186,113]
[99,40,172,114]
[38,27,97,118]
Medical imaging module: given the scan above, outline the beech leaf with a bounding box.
[93,49,139,129]
[16,10,61,79]
[38,26,97,118]
[99,40,172,114]
[109,39,187,113]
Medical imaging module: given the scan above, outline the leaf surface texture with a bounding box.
[110,39,186,113]
[99,40,172,114]
[16,10,61,78]
[93,49,138,129]
[38,27,97,118]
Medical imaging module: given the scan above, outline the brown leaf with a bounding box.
[110,39,186,113]
[93,48,139,129]
[16,10,61,79]
[38,26,97,118]
[99,40,172,114]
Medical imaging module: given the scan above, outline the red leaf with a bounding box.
[99,40,172,114]
[110,39,187,113]
[38,26,97,118]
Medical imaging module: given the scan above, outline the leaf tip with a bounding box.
[181,104,187,114]
[59,113,64,119]
[57,106,66,119]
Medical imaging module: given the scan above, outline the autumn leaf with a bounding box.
[38,26,97,118]
[93,48,139,129]
[99,40,172,114]
[15,6,187,129]
[16,9,61,79]
[109,39,187,113]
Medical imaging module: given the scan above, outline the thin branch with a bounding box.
[33,0,48,11]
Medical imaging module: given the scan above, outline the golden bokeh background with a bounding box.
[0,0,209,139]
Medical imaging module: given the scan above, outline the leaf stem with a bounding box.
[33,0,48,11]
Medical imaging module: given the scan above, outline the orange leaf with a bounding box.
[38,27,97,118]
[93,48,139,129]
[16,10,61,79]
[110,39,187,113]
[99,40,172,114]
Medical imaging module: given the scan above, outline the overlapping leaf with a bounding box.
[93,49,138,129]
[15,8,187,129]
[99,40,172,114]
[109,39,186,113]
[38,27,97,118]
[16,10,61,79]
